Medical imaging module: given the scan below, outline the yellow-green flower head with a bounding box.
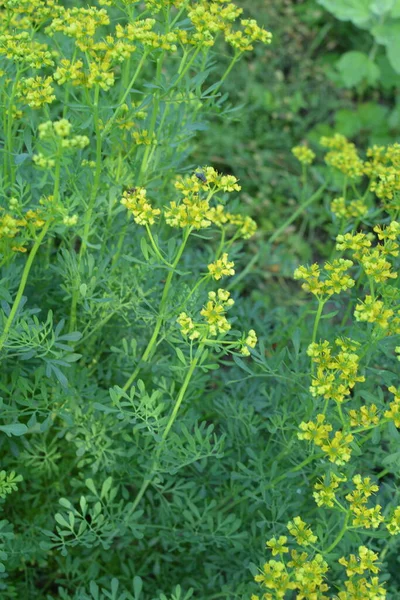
[331,197,368,220]
[32,153,55,169]
[294,259,355,298]
[121,187,161,226]
[266,536,289,556]
[298,414,332,445]
[53,118,72,138]
[292,145,315,165]
[354,295,394,329]
[53,59,85,87]
[313,472,346,507]
[200,289,234,336]
[177,312,200,340]
[321,430,354,465]
[226,213,257,239]
[349,404,380,428]
[287,516,317,547]
[0,31,56,69]
[339,546,380,577]
[384,386,400,428]
[17,76,56,108]
[386,506,400,535]
[208,253,235,280]
[321,134,364,179]
[63,214,78,226]
[240,329,257,356]
[336,232,372,253]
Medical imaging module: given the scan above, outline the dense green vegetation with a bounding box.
[1,1,400,599]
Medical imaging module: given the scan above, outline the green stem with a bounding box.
[101,52,148,140]
[324,512,349,554]
[0,221,51,353]
[122,228,191,390]
[145,224,173,267]
[69,85,102,332]
[127,343,203,513]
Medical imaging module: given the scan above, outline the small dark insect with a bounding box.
[194,171,207,183]
[125,186,137,194]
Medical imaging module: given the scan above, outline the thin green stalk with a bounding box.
[127,343,204,513]
[312,299,325,346]
[122,228,191,391]
[138,53,165,183]
[101,52,148,140]
[324,512,349,554]
[69,85,102,332]
[0,221,51,352]
[145,224,173,267]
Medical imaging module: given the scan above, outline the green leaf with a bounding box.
[133,576,143,599]
[100,477,113,500]
[371,21,400,73]
[337,51,380,87]
[317,0,373,27]
[371,0,395,14]
[0,423,28,437]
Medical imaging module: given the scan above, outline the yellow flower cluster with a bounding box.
[331,196,368,220]
[225,19,272,53]
[366,143,400,205]
[338,546,385,600]
[292,145,315,165]
[120,188,161,226]
[119,170,257,238]
[313,472,346,507]
[387,506,400,535]
[354,295,394,329]
[307,338,365,403]
[176,313,199,341]
[207,253,235,280]
[46,7,110,47]
[320,134,364,179]
[0,32,56,69]
[177,288,243,342]
[384,386,400,428]
[37,118,89,149]
[17,76,56,108]
[116,19,177,52]
[240,329,257,356]
[294,259,355,299]
[349,404,380,428]
[286,516,317,546]
[346,475,383,530]
[200,289,234,336]
[0,203,50,254]
[298,414,354,465]
[254,524,328,599]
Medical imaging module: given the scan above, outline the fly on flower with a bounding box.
[194,170,207,183]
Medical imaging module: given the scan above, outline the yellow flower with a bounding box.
[321,431,354,465]
[298,414,332,445]
[120,188,161,226]
[292,145,315,165]
[349,404,380,428]
[266,536,289,556]
[287,516,317,546]
[17,76,56,108]
[208,253,235,280]
[240,329,257,356]
[177,313,200,341]
[313,472,346,507]
[200,289,234,336]
[386,506,400,535]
